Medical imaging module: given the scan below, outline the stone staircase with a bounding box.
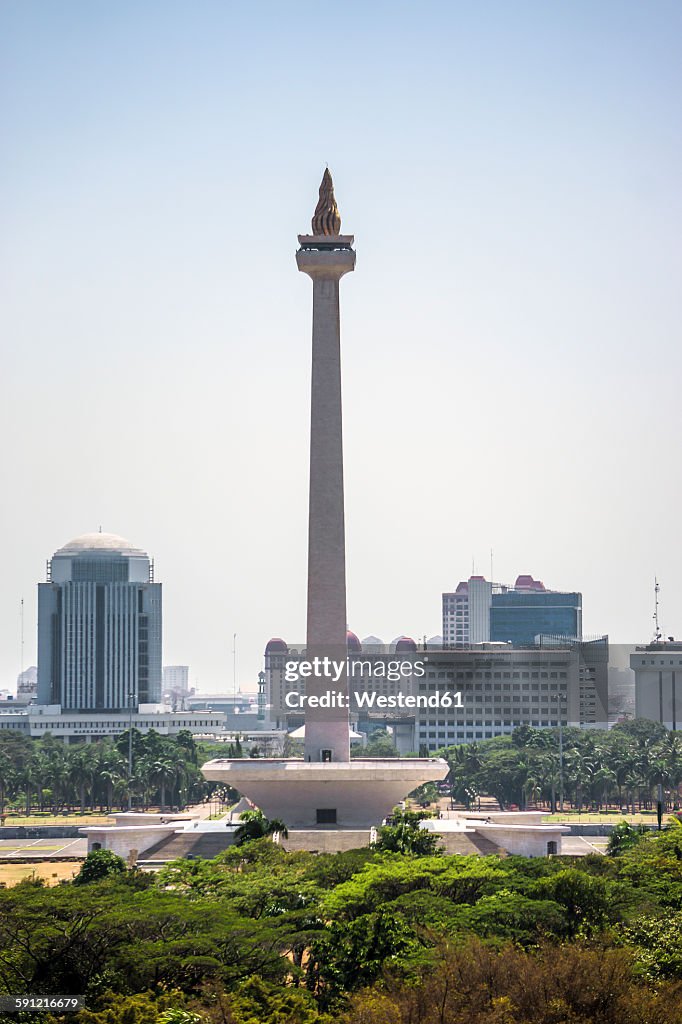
[140,830,237,862]
[436,831,502,856]
[139,827,503,862]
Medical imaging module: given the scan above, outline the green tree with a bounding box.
[73,850,128,885]
[607,820,649,856]
[234,810,289,845]
[353,730,398,758]
[374,811,441,856]
[532,868,614,936]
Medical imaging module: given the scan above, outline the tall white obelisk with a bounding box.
[201,173,448,830]
[296,170,355,763]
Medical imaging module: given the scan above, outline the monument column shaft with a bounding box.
[297,174,355,766]
[303,268,351,763]
[307,274,347,651]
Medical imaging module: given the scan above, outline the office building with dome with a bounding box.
[37,532,162,711]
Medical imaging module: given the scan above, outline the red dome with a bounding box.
[395,636,417,653]
[514,574,546,592]
[264,637,288,655]
[347,630,362,653]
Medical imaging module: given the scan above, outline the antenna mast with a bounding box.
[233,633,237,703]
[20,598,24,679]
[653,577,661,641]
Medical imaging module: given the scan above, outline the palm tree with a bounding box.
[624,771,640,816]
[566,751,595,812]
[535,752,561,812]
[95,747,127,812]
[98,769,121,813]
[17,755,39,816]
[648,758,671,814]
[234,810,289,845]
[0,753,15,817]
[151,758,177,812]
[660,735,682,807]
[592,767,617,812]
[133,756,154,810]
[612,753,634,811]
[33,749,52,811]
[44,747,70,813]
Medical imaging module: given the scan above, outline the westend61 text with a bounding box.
[284,690,464,710]
[284,658,425,683]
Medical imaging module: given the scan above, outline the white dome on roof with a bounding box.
[54,532,147,557]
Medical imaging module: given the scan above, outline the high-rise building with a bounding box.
[442,577,491,646]
[17,666,38,700]
[536,634,608,726]
[491,576,581,645]
[443,574,582,647]
[37,532,162,711]
[163,665,189,694]
[632,641,682,729]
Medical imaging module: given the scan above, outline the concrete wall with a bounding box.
[0,825,82,840]
[81,825,178,857]
[474,825,566,857]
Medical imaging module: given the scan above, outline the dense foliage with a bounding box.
[234,810,288,845]
[0,826,681,1021]
[0,729,229,815]
[372,810,441,856]
[442,719,682,812]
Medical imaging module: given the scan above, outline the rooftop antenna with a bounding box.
[490,548,494,582]
[653,577,662,641]
[20,598,24,680]
[233,633,237,701]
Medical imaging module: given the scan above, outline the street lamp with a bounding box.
[551,693,568,813]
[127,690,135,811]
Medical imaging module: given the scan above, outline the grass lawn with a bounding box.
[0,862,80,887]
[542,810,661,824]
[1,813,111,827]
[418,798,664,827]
[0,844,65,852]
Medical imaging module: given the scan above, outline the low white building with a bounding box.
[0,706,226,741]
[422,811,569,857]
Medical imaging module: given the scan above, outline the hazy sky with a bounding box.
[2,1,681,693]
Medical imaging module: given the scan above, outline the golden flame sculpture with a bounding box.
[311,168,341,236]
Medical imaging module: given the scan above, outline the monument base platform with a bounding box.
[201,757,449,829]
[280,829,373,853]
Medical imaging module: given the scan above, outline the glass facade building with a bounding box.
[490,590,582,646]
[37,532,162,711]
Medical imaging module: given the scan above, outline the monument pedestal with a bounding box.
[201,757,449,829]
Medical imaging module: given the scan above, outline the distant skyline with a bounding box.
[2,2,681,692]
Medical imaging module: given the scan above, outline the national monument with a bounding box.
[202,172,448,829]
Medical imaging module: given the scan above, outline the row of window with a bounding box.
[420,722,557,737]
[28,718,219,729]
[425,670,568,679]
